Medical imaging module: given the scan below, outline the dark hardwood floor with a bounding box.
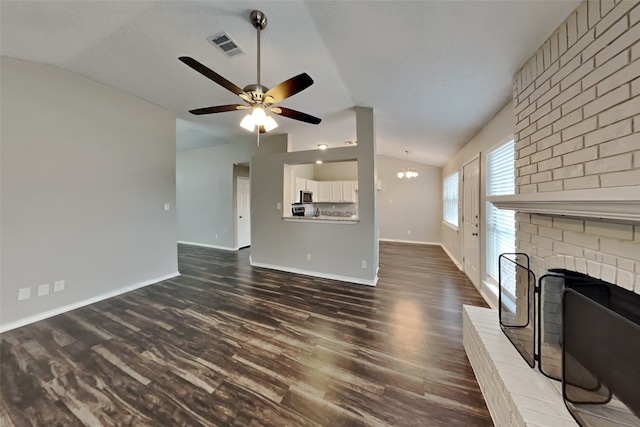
[1,242,491,426]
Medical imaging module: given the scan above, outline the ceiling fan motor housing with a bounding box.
[250,10,267,30]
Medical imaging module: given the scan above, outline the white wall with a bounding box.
[250,107,378,285]
[441,102,515,304]
[0,57,178,330]
[377,155,442,244]
[176,134,288,250]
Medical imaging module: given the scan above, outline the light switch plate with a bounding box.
[164,203,170,211]
[18,287,31,300]
[38,283,50,296]
[54,280,65,292]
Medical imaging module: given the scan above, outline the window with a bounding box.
[486,140,516,286]
[443,172,459,228]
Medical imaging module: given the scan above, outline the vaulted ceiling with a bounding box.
[1,1,580,165]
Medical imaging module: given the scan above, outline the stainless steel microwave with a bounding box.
[300,190,313,203]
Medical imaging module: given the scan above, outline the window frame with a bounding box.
[442,171,459,230]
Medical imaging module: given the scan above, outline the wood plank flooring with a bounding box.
[1,242,491,426]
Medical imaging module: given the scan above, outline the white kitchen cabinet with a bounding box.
[342,181,356,203]
[317,181,332,202]
[306,179,318,197]
[294,177,306,202]
[331,181,343,202]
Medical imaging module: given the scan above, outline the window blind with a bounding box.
[443,172,459,227]
[486,140,515,285]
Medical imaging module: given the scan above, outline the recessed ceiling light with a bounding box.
[317,144,328,150]
[316,160,323,164]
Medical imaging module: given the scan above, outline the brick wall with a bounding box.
[513,0,640,291]
[514,0,640,194]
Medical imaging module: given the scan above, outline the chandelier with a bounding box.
[397,150,419,179]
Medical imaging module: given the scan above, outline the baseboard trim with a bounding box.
[250,261,377,287]
[379,238,441,246]
[0,271,180,334]
[178,241,237,251]
[440,244,462,271]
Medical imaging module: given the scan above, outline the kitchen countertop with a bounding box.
[282,215,359,224]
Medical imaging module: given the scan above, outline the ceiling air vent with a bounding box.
[208,32,245,58]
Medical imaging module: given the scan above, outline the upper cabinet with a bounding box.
[342,181,356,203]
[306,179,318,197]
[317,181,332,202]
[331,182,343,202]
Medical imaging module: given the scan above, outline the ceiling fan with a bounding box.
[179,10,321,137]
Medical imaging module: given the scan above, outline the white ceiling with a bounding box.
[0,1,580,166]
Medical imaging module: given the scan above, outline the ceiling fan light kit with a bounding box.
[179,10,321,142]
[397,150,419,179]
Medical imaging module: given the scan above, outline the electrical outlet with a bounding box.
[215,234,219,239]
[276,202,281,210]
[54,280,65,292]
[18,287,31,301]
[164,203,170,211]
[408,229,412,235]
[361,260,367,269]
[38,283,50,296]
[306,253,312,261]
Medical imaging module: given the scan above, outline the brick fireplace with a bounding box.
[465,0,640,425]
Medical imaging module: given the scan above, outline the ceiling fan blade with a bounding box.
[189,105,247,115]
[179,56,248,98]
[264,73,314,104]
[272,107,321,125]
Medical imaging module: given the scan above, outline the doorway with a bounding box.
[237,177,251,249]
[462,155,480,288]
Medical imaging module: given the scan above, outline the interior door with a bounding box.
[237,177,251,248]
[463,157,480,288]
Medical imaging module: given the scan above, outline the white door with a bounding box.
[237,177,251,248]
[463,157,480,288]
[331,181,343,202]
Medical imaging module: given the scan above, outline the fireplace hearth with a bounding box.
[498,256,640,426]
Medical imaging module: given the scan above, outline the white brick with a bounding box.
[560,59,595,91]
[583,16,629,61]
[600,239,640,259]
[600,96,640,127]
[516,116,531,134]
[567,11,578,47]
[536,85,561,108]
[576,257,588,274]
[577,1,589,37]
[584,118,632,147]
[588,260,602,278]
[559,20,568,55]
[587,1,600,29]
[636,225,640,242]
[635,151,640,168]
[603,253,617,265]
[539,180,564,192]
[595,20,640,67]
[520,183,538,193]
[562,28,596,68]
[555,241,585,257]
[631,3,640,26]
[564,175,601,190]
[561,87,596,115]
[516,175,531,186]
[565,255,576,270]
[553,164,584,180]
[553,217,584,232]
[563,146,598,166]
[532,235,554,250]
[601,169,640,187]
[529,80,551,104]
[531,148,552,163]
[519,121,538,139]
[617,270,635,290]
[562,116,598,140]
[520,163,538,176]
[552,109,583,133]
[530,125,552,144]
[586,221,634,239]
[600,134,640,157]
[519,222,537,236]
[538,247,554,258]
[565,230,600,249]
[531,171,552,184]
[537,157,562,172]
[520,144,538,159]
[538,108,562,129]
[550,81,581,109]
[585,153,633,174]
[583,84,630,118]
[618,257,636,271]
[597,58,640,95]
[539,226,563,240]
[601,264,617,283]
[531,215,553,227]
[631,76,640,96]
[599,1,618,24]
[536,133,562,151]
[553,136,584,156]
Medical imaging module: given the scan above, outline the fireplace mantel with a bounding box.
[487,186,640,222]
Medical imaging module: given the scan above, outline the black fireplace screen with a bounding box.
[498,257,640,427]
